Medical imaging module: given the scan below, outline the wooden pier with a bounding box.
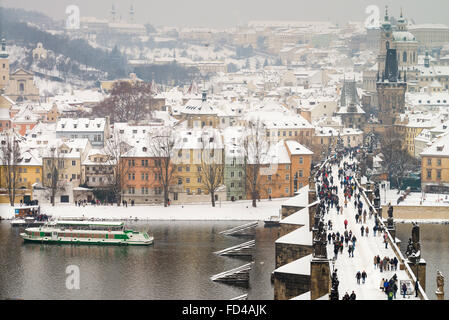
[211,262,253,284]
[214,240,255,257]
[219,222,258,237]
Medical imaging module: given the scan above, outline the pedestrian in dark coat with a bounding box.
[361,271,367,284]
[356,271,361,284]
[349,291,356,300]
[402,282,407,298]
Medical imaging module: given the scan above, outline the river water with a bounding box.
[0,220,278,300]
[396,223,449,300]
[1,220,447,300]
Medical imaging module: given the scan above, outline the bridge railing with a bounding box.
[354,174,429,300]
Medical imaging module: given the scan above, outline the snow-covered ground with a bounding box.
[381,189,449,207]
[0,198,284,221]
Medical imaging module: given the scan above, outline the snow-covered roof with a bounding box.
[274,254,312,275]
[56,118,107,132]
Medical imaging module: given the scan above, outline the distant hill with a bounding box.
[0,7,127,80]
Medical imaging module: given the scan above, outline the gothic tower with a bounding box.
[0,37,10,91]
[376,48,407,126]
[378,6,392,75]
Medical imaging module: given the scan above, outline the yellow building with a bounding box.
[42,139,91,188]
[420,132,449,193]
[100,73,142,93]
[394,115,439,157]
[172,129,225,203]
[0,150,42,204]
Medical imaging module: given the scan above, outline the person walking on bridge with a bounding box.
[361,271,367,284]
[401,282,407,298]
[365,226,369,237]
[356,271,361,284]
[344,219,348,229]
[360,225,364,237]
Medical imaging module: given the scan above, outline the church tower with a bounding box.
[376,48,407,126]
[0,37,10,91]
[378,6,392,74]
[129,4,135,23]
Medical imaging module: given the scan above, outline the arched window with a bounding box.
[403,51,407,62]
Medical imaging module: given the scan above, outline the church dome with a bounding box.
[392,31,416,42]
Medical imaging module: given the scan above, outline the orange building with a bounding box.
[121,145,166,204]
[246,140,313,200]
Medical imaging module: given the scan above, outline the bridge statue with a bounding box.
[313,218,327,259]
[406,222,421,263]
[330,269,339,300]
[436,270,444,294]
[374,183,380,199]
[387,203,393,218]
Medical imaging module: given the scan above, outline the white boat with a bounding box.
[10,205,49,227]
[20,220,154,246]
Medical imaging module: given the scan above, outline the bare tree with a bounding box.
[243,120,276,207]
[104,130,132,205]
[379,127,418,191]
[0,131,21,206]
[93,81,154,123]
[149,126,178,207]
[43,147,65,206]
[197,131,224,207]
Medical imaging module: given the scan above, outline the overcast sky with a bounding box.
[1,0,449,28]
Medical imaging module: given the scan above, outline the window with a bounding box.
[299,170,303,177]
[178,178,182,185]
[286,174,289,181]
[268,188,272,194]
[231,182,235,188]
[231,171,234,177]
[427,158,432,166]
[427,169,432,179]
[178,166,182,172]
[437,159,442,166]
[197,188,202,194]
[197,177,202,183]
[36,168,40,173]
[239,171,242,177]
[186,178,190,184]
[299,157,303,164]
[268,175,272,181]
[285,187,289,194]
[186,166,190,172]
[437,170,442,179]
[72,160,76,166]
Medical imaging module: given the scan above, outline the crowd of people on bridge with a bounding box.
[313,147,416,300]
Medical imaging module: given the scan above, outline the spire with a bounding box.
[400,7,403,18]
[385,5,389,22]
[0,37,9,59]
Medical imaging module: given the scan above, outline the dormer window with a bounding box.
[437,145,444,152]
[142,147,147,152]
[74,124,77,128]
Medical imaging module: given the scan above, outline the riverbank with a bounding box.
[0,198,285,221]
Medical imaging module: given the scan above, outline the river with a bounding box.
[396,222,449,300]
[0,220,278,300]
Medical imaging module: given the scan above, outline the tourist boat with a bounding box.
[20,220,154,246]
[10,205,49,227]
